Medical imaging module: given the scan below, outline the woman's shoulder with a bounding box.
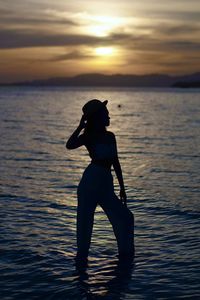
[106,131,116,141]
[106,130,115,135]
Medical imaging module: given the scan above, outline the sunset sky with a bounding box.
[0,0,200,83]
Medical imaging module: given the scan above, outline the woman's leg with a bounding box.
[99,193,134,257]
[76,192,97,258]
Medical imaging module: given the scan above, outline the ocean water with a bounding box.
[0,86,200,300]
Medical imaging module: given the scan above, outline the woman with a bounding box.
[66,99,134,261]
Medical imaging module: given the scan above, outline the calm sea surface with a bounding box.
[0,87,200,300]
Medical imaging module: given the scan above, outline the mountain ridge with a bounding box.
[1,72,200,87]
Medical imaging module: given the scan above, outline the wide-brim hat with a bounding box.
[82,99,108,118]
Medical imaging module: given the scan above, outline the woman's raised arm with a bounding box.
[66,116,86,149]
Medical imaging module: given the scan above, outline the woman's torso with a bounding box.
[84,131,117,169]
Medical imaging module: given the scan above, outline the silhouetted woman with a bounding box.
[66,99,134,261]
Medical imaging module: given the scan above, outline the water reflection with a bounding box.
[1,88,200,299]
[75,256,134,299]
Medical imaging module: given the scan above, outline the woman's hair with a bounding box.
[84,108,107,137]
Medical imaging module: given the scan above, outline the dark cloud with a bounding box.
[0,9,78,27]
[150,10,200,22]
[152,23,200,36]
[118,22,200,53]
[139,39,200,53]
[50,50,94,61]
[0,23,199,53]
[0,28,141,49]
[0,16,77,27]
[0,28,103,49]
[130,39,200,52]
[131,22,200,38]
[0,8,11,15]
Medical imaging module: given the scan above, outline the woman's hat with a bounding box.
[82,99,108,118]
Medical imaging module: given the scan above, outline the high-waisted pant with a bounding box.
[77,163,134,258]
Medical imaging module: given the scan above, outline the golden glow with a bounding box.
[90,24,111,37]
[95,47,114,56]
[86,15,125,37]
[1,2,199,83]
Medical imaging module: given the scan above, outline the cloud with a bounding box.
[131,39,200,52]
[0,8,78,27]
[0,28,104,49]
[0,3,199,77]
[111,22,200,52]
[0,27,140,49]
[49,50,94,61]
[147,9,200,22]
[1,2,199,53]
[1,25,200,56]
[0,16,200,53]
[152,23,200,36]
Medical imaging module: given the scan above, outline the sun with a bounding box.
[95,47,114,56]
[86,15,125,37]
[90,24,111,37]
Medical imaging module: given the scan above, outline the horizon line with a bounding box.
[1,70,200,85]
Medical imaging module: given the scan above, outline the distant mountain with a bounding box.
[172,81,200,88]
[2,72,200,87]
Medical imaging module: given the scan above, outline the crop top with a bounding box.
[80,132,118,167]
[87,142,117,161]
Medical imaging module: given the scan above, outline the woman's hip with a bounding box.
[78,163,114,195]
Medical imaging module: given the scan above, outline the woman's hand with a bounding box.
[78,115,87,130]
[120,187,127,207]
[66,115,86,149]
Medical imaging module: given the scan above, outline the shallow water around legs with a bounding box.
[0,87,200,299]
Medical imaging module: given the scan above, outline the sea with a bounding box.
[0,86,200,300]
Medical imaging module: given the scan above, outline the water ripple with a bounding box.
[0,87,200,299]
